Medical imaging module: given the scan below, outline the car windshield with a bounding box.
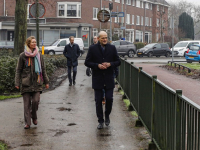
[49,40,60,46]
[174,42,188,47]
[144,43,156,48]
[190,46,200,51]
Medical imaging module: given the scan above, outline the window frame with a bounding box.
[57,2,81,18]
[136,16,140,25]
[93,7,98,20]
[132,15,134,24]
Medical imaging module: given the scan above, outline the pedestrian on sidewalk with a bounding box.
[85,31,121,129]
[92,36,98,45]
[63,36,80,86]
[15,36,49,129]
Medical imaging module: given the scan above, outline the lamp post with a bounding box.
[36,0,39,47]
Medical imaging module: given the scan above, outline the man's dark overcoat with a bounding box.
[63,43,80,66]
[85,42,121,89]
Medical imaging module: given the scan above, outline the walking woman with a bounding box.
[15,36,49,129]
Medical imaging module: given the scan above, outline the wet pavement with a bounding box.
[134,63,200,106]
[0,60,149,150]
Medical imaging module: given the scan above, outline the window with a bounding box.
[132,0,135,6]
[57,2,81,18]
[126,14,130,24]
[122,0,124,4]
[135,30,143,42]
[27,4,33,18]
[155,44,161,48]
[127,0,131,5]
[141,1,143,8]
[115,16,119,23]
[145,17,149,26]
[93,28,98,37]
[162,6,165,12]
[132,15,134,24]
[93,8,98,20]
[59,40,67,46]
[137,16,140,25]
[120,41,128,45]
[141,16,143,25]
[136,0,140,7]
[115,0,120,3]
[145,3,149,9]
[157,5,159,11]
[150,3,152,10]
[113,41,120,46]
[150,18,152,26]
[156,33,159,42]
[157,18,159,27]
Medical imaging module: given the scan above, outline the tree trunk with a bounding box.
[14,0,28,56]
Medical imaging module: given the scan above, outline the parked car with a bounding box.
[185,44,200,63]
[43,38,84,56]
[0,41,14,49]
[112,40,136,58]
[171,40,200,57]
[137,43,171,57]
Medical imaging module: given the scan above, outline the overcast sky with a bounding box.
[166,0,200,5]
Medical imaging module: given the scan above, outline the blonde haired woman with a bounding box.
[15,36,49,129]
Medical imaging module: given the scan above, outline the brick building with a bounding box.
[0,0,169,48]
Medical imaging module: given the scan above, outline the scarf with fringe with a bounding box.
[24,45,43,83]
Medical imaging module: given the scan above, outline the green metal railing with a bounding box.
[117,58,200,150]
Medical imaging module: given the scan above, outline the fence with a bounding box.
[117,58,200,150]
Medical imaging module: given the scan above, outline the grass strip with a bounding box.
[0,94,21,101]
[0,140,8,150]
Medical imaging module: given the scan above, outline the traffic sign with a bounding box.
[97,10,110,23]
[111,12,124,17]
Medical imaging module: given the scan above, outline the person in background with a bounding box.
[63,36,80,86]
[85,31,121,129]
[92,36,98,45]
[15,36,49,129]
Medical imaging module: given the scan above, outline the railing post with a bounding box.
[128,62,134,111]
[135,67,143,127]
[175,89,182,150]
[148,75,157,150]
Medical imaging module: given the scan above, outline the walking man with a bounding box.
[85,31,121,129]
[63,36,80,86]
[92,36,98,45]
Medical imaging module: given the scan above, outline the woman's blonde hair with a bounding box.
[25,36,36,47]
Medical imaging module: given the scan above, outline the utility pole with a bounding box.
[172,16,174,62]
[36,0,39,47]
[109,2,113,42]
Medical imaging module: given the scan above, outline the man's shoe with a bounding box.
[32,119,37,125]
[97,123,104,129]
[73,80,76,85]
[105,117,110,126]
[24,124,30,129]
[69,83,72,86]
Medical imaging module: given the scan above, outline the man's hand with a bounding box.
[98,64,107,70]
[15,86,19,89]
[102,62,111,68]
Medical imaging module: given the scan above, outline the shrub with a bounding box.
[134,42,145,50]
[0,55,67,94]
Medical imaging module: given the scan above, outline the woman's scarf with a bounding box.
[24,44,43,83]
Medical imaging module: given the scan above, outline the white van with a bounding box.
[171,41,200,57]
[44,38,84,56]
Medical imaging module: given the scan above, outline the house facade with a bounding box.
[0,0,170,48]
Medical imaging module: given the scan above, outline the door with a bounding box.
[7,31,14,41]
[120,41,128,54]
[54,40,67,54]
[153,44,162,55]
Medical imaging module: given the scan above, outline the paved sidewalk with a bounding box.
[0,61,149,150]
[135,63,200,106]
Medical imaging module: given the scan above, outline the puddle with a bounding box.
[54,130,68,137]
[20,144,33,147]
[67,123,76,126]
[57,107,72,111]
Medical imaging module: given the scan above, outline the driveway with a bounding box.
[0,60,149,150]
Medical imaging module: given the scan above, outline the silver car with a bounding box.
[112,40,136,58]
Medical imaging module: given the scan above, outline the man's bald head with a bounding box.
[98,31,108,46]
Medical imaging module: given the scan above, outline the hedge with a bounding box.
[134,42,145,50]
[0,55,67,94]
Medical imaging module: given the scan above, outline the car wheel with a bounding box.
[165,52,170,57]
[48,50,55,55]
[147,52,153,57]
[128,50,135,58]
